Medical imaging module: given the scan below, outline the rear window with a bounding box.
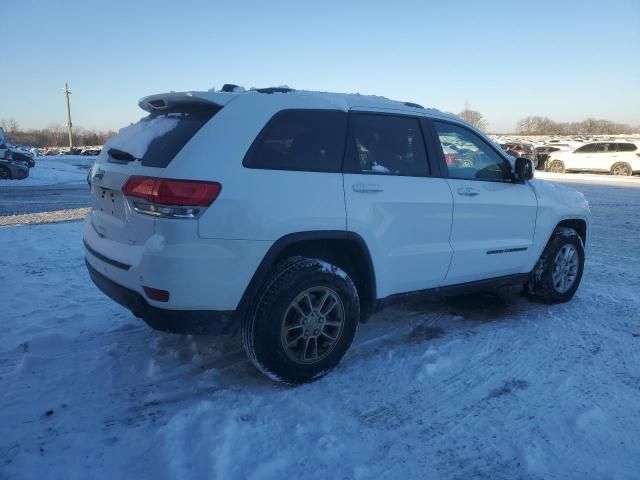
[108,104,220,168]
[618,143,638,152]
[243,110,347,172]
[142,104,220,167]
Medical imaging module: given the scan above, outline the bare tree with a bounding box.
[457,109,488,131]
[0,118,20,133]
[516,116,632,135]
[2,123,116,148]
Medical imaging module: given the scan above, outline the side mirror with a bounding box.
[514,157,533,182]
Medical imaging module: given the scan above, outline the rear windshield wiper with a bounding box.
[108,148,137,163]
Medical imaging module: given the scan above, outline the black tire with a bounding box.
[242,256,360,384]
[0,166,10,179]
[610,162,632,176]
[547,160,565,174]
[527,227,585,304]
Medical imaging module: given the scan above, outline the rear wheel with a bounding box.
[242,256,360,384]
[610,162,632,176]
[0,166,10,179]
[527,227,585,303]
[547,160,565,174]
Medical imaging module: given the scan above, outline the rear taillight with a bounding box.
[122,176,221,219]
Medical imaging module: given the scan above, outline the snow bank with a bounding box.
[105,116,179,159]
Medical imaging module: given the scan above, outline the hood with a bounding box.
[529,178,589,211]
[547,149,574,159]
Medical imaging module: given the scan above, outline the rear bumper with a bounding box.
[86,259,237,335]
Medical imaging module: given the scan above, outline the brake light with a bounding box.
[123,176,221,218]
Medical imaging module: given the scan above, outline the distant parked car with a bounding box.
[500,142,538,168]
[0,144,30,180]
[535,145,572,170]
[82,148,102,156]
[546,142,640,175]
[9,148,35,168]
[0,129,28,179]
[58,147,82,155]
[45,149,60,156]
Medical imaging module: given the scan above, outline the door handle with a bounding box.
[352,183,384,194]
[457,187,480,196]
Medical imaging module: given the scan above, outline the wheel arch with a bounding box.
[555,218,588,246]
[236,231,377,322]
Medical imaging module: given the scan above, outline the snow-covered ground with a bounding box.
[0,155,96,187]
[1,177,639,479]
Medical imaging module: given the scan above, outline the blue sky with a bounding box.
[2,0,639,133]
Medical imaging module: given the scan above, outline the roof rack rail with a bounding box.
[404,102,424,109]
[255,87,294,94]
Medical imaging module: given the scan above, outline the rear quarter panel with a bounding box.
[185,94,348,241]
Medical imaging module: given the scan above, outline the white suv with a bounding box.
[546,141,640,175]
[84,86,591,384]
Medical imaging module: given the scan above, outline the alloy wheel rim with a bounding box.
[280,286,345,365]
[613,164,630,176]
[551,162,563,173]
[552,244,579,293]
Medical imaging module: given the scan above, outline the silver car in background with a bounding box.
[0,128,30,180]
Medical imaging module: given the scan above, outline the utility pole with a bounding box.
[64,82,73,149]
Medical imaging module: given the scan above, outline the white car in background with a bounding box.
[546,141,640,175]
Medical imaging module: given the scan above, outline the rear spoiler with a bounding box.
[138,91,237,113]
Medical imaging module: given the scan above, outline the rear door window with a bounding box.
[595,143,618,153]
[344,113,429,176]
[243,110,347,172]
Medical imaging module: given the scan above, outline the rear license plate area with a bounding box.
[94,187,126,221]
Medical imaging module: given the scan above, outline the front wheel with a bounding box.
[611,162,632,176]
[527,227,585,303]
[242,257,360,384]
[0,166,10,179]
